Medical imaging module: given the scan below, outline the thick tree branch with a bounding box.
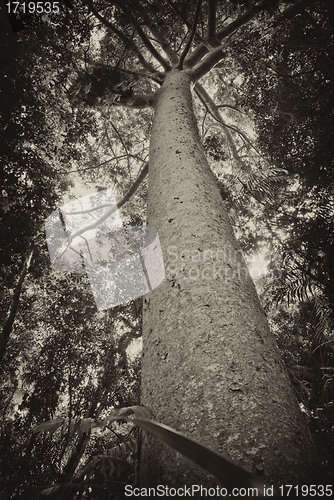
[207,0,217,42]
[111,0,179,65]
[215,2,264,41]
[178,0,203,70]
[166,0,215,52]
[131,22,171,71]
[144,21,180,67]
[0,251,33,363]
[165,0,191,28]
[189,44,228,81]
[86,1,156,73]
[185,1,266,68]
[149,28,179,66]
[107,0,171,70]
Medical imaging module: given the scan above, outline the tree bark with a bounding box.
[140,70,314,490]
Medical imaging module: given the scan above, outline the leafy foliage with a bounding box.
[30,406,273,498]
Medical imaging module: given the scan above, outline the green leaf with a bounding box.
[121,418,266,491]
[34,483,78,498]
[109,404,153,420]
[36,485,62,497]
[32,419,64,434]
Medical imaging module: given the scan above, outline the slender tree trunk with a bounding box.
[140,70,314,489]
[0,251,33,363]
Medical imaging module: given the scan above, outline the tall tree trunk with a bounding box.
[140,70,314,489]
